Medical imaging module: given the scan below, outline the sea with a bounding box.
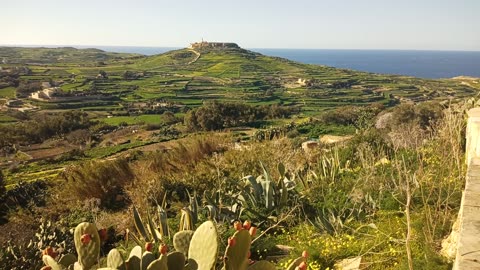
[13,45,480,79]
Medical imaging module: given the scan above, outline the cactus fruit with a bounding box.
[107,248,125,270]
[302,250,308,259]
[188,220,218,270]
[233,221,242,231]
[98,228,108,242]
[249,227,257,237]
[42,246,58,259]
[223,229,251,270]
[227,237,236,247]
[74,222,101,270]
[296,261,307,270]
[141,251,156,270]
[243,221,251,230]
[81,234,92,245]
[145,242,153,252]
[247,260,276,270]
[159,244,168,255]
[167,251,186,270]
[173,230,194,256]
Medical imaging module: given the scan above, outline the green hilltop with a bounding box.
[1,44,478,116]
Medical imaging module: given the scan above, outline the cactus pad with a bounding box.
[107,248,125,270]
[223,229,251,270]
[167,251,186,270]
[141,251,156,270]
[147,254,168,270]
[42,255,62,270]
[74,222,101,270]
[188,220,218,270]
[58,253,77,268]
[126,245,142,270]
[173,230,194,255]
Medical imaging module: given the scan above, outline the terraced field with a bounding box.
[0,45,479,124]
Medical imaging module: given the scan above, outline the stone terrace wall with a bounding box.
[453,108,480,269]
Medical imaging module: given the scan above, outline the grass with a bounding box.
[84,140,149,158]
[0,113,17,123]
[0,86,16,98]
[98,114,166,126]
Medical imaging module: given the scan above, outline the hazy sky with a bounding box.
[2,0,479,50]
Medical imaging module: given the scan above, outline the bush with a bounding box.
[3,180,49,213]
[185,101,299,131]
[61,158,134,209]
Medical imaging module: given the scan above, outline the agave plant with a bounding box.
[236,162,298,226]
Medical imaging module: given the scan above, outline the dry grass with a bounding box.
[60,158,134,209]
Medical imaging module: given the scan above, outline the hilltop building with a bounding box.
[189,40,239,50]
[30,87,63,100]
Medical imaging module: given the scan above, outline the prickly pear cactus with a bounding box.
[173,230,194,256]
[286,256,306,270]
[247,260,276,270]
[188,220,218,270]
[167,251,186,270]
[146,254,168,270]
[223,229,251,270]
[42,254,62,270]
[141,251,156,270]
[107,248,125,270]
[74,222,101,270]
[58,254,77,269]
[126,246,142,270]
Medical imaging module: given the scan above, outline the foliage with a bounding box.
[185,101,299,131]
[16,80,42,97]
[0,219,75,270]
[320,103,384,130]
[2,180,49,216]
[61,158,134,209]
[0,111,93,148]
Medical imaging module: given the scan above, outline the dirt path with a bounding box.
[187,49,201,65]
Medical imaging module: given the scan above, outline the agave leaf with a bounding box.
[127,230,144,246]
[204,205,217,220]
[157,205,169,238]
[277,162,286,178]
[133,206,150,242]
[146,209,160,243]
[243,175,262,200]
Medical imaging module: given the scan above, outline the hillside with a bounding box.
[0,46,141,65]
[0,44,477,269]
[1,45,478,115]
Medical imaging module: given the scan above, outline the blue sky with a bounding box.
[2,0,479,50]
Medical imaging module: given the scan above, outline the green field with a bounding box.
[99,114,166,125]
[0,86,15,98]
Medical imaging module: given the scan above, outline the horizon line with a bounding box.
[1,43,479,53]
